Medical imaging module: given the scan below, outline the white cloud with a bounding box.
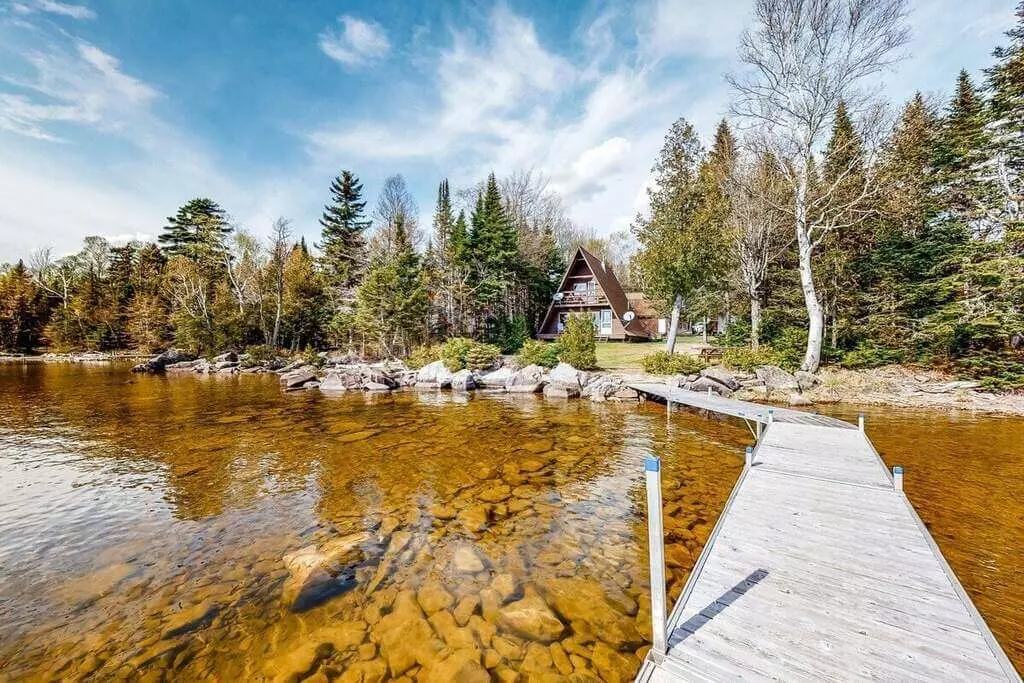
[10,0,95,20]
[318,15,390,67]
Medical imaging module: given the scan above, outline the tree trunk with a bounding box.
[702,315,709,344]
[750,296,761,350]
[796,226,824,372]
[665,294,683,353]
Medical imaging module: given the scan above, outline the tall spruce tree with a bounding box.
[471,173,518,307]
[986,2,1024,252]
[318,170,371,289]
[158,198,230,264]
[934,71,995,229]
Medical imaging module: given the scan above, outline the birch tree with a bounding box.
[728,0,910,370]
[267,218,292,347]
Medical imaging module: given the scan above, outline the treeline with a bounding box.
[0,171,591,357]
[631,0,1023,386]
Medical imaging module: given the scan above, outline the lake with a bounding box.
[0,364,1021,680]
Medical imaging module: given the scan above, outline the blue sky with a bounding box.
[0,0,1017,261]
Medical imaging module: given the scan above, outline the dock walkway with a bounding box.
[632,385,1020,682]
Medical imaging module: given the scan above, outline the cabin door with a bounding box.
[596,309,613,336]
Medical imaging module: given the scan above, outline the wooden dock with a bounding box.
[634,386,1021,682]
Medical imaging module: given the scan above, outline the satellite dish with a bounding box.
[623,311,636,322]
[553,292,564,301]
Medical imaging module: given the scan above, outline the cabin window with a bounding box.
[557,313,569,332]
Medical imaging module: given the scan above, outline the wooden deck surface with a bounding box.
[629,383,853,429]
[637,419,1020,682]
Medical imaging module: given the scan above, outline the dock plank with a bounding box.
[637,414,1020,682]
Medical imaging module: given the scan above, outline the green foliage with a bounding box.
[405,345,439,370]
[158,198,230,267]
[720,346,787,372]
[242,344,276,368]
[557,314,597,370]
[640,351,705,375]
[838,343,906,369]
[318,170,370,290]
[485,314,530,353]
[955,351,1024,392]
[516,339,561,368]
[438,337,500,371]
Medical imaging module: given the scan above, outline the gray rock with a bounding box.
[281,532,373,610]
[548,362,584,388]
[131,349,196,374]
[193,360,213,374]
[477,366,515,388]
[281,365,318,388]
[320,365,398,392]
[212,351,238,363]
[755,365,800,393]
[794,370,821,391]
[505,364,546,393]
[543,383,580,399]
[450,369,475,392]
[165,360,200,371]
[700,366,740,391]
[214,360,239,371]
[416,360,452,389]
[788,392,814,406]
[739,378,766,388]
[690,375,732,397]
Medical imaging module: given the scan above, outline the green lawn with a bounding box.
[595,336,704,371]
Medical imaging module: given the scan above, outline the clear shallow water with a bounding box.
[0,365,1020,680]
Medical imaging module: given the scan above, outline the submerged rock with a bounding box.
[281,532,372,610]
[451,545,486,573]
[496,588,565,642]
[537,577,643,649]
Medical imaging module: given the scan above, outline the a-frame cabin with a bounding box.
[538,246,654,341]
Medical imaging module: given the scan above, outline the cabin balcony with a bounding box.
[554,292,608,306]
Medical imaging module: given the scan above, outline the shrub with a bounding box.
[438,337,501,371]
[486,314,531,354]
[405,345,439,370]
[557,314,597,370]
[954,351,1024,392]
[516,339,562,368]
[640,350,705,375]
[241,344,276,368]
[839,343,906,370]
[720,346,787,372]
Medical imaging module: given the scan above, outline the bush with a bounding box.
[640,351,705,375]
[768,327,808,370]
[558,314,597,370]
[516,339,561,368]
[405,345,439,370]
[955,351,1024,392]
[720,346,787,372]
[839,343,906,370]
[438,337,501,371]
[485,314,531,354]
[241,344,276,368]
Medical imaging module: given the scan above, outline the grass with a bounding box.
[595,336,705,371]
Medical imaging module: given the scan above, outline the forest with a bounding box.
[1,0,1022,388]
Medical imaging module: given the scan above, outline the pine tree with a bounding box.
[158,198,231,265]
[470,174,519,312]
[986,2,1024,252]
[934,71,995,228]
[450,210,471,269]
[318,170,371,289]
[432,180,454,268]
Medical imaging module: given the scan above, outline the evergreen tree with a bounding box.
[0,261,46,351]
[934,71,995,229]
[986,2,1024,252]
[318,170,371,289]
[158,198,231,265]
[450,210,471,269]
[470,174,519,312]
[432,180,454,268]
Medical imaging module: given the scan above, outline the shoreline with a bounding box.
[4,352,1023,417]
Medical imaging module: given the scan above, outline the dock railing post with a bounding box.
[893,465,904,492]
[767,409,774,426]
[745,446,753,468]
[756,418,762,441]
[644,456,668,657]
[858,413,865,432]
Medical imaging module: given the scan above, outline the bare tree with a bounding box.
[371,174,420,258]
[728,0,910,370]
[29,248,80,309]
[727,152,793,348]
[267,218,292,347]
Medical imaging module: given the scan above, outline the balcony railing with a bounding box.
[555,292,608,306]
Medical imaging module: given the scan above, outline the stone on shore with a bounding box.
[505,364,546,393]
[543,383,580,399]
[700,366,740,391]
[756,365,799,393]
[789,392,814,407]
[280,365,318,389]
[212,351,238,363]
[689,375,732,397]
[548,362,586,388]
[794,370,821,391]
[131,349,195,373]
[320,365,399,392]
[416,360,453,389]
[451,369,476,392]
[476,366,515,388]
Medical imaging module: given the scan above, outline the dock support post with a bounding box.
[893,465,904,492]
[858,413,865,432]
[745,446,753,467]
[644,456,668,657]
[666,399,671,419]
[767,409,774,426]
[756,419,762,441]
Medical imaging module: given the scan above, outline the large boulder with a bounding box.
[280,365,318,389]
[212,351,238,364]
[320,365,399,392]
[543,383,580,399]
[281,532,373,611]
[450,369,476,392]
[756,365,800,393]
[537,577,643,650]
[165,360,200,372]
[416,360,453,389]
[689,375,732,397]
[505,364,546,393]
[131,349,195,373]
[548,362,585,388]
[700,366,740,391]
[476,366,515,388]
[497,588,565,642]
[582,375,620,402]
[794,370,821,392]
